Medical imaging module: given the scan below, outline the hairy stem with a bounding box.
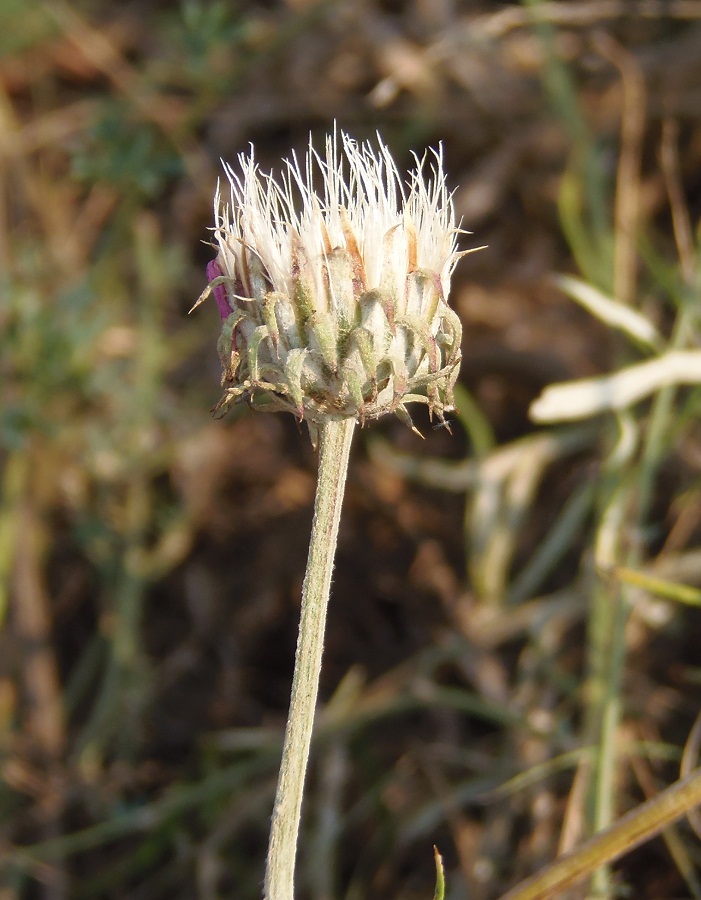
[264,417,356,900]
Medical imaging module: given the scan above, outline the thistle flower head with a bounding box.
[196,128,467,442]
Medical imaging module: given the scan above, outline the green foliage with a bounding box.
[2,277,104,442]
[177,0,249,74]
[71,103,183,199]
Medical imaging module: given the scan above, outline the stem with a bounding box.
[586,308,697,894]
[264,417,356,900]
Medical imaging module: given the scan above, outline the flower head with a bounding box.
[196,129,468,442]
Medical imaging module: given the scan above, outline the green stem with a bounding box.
[264,417,356,900]
[587,309,697,894]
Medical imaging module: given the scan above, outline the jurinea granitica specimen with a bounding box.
[194,129,468,444]
[193,129,473,900]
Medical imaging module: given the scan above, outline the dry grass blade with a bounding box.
[498,768,701,900]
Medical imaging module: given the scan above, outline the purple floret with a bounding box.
[206,259,233,319]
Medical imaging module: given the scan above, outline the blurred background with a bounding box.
[2,1,701,897]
